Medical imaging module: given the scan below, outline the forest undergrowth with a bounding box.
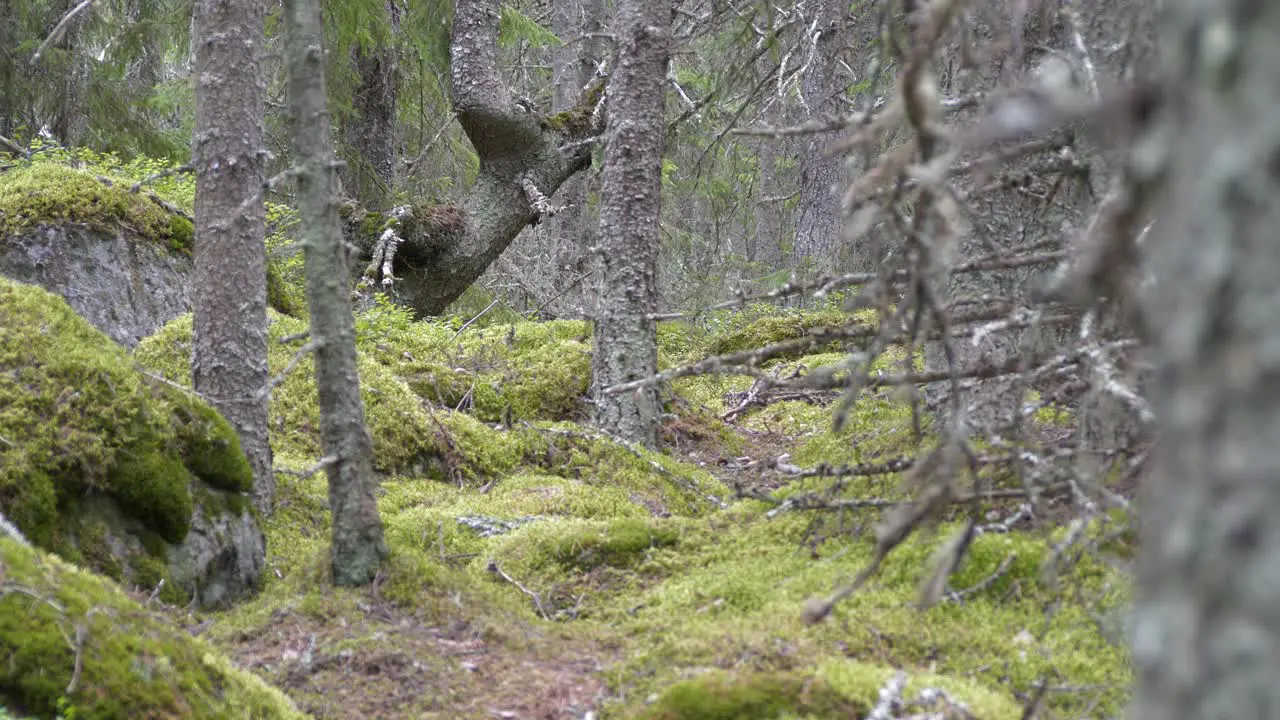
[128,298,1131,720]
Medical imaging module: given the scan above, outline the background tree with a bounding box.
[336,0,402,212]
[591,0,670,447]
[284,0,388,586]
[191,0,274,512]
[792,0,853,273]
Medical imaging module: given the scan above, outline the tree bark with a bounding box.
[792,1,848,272]
[353,0,598,318]
[340,5,400,212]
[591,0,669,447]
[284,0,388,586]
[191,0,274,513]
[50,0,89,147]
[1131,1,1280,717]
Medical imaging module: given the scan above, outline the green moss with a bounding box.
[0,469,57,548]
[167,213,195,252]
[174,304,1127,719]
[77,520,123,582]
[538,518,680,572]
[107,448,195,544]
[0,279,255,575]
[640,670,861,719]
[175,401,254,493]
[701,306,858,358]
[136,311,441,476]
[657,320,708,369]
[816,660,1022,720]
[265,259,304,318]
[371,318,593,423]
[0,538,307,719]
[0,163,190,248]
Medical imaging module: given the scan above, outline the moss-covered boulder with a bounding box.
[0,163,299,346]
[361,316,593,423]
[0,537,307,719]
[0,278,264,608]
[0,164,195,348]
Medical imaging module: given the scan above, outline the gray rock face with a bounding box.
[74,490,265,609]
[0,224,190,348]
[169,488,266,608]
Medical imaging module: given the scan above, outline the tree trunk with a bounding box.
[792,1,847,272]
[591,0,669,447]
[352,0,597,318]
[1131,1,1280,717]
[0,0,11,137]
[340,7,400,212]
[191,0,274,513]
[284,0,388,586]
[50,0,89,147]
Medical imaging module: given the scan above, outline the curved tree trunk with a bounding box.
[191,0,274,512]
[354,0,599,318]
[1131,0,1280,717]
[591,0,669,447]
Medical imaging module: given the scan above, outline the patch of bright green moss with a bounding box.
[0,279,253,566]
[586,507,1130,718]
[700,306,862,358]
[367,318,593,423]
[135,312,441,476]
[0,538,307,719]
[639,670,861,719]
[0,163,191,249]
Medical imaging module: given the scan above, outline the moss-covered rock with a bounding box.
[136,311,441,476]
[0,278,263,607]
[0,163,191,250]
[700,305,861,358]
[0,537,306,719]
[638,670,862,719]
[364,317,593,423]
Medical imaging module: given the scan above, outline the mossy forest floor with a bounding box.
[124,300,1131,719]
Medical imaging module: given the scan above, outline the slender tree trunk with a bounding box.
[1131,1,1280,717]
[283,0,388,587]
[591,0,669,447]
[191,0,274,512]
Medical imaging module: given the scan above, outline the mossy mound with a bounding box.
[135,311,440,476]
[0,537,306,719]
[361,316,593,423]
[0,279,253,580]
[0,163,193,251]
[699,305,866,358]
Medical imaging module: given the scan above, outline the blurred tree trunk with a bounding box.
[191,0,274,512]
[284,0,388,586]
[592,0,669,447]
[1131,0,1280,717]
[0,0,11,138]
[340,2,401,212]
[49,0,89,146]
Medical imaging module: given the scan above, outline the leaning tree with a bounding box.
[349,0,605,318]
